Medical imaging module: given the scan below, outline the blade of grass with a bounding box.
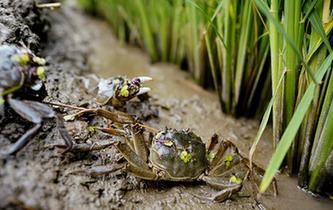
[265,0,283,147]
[234,0,252,107]
[249,70,286,169]
[134,0,158,62]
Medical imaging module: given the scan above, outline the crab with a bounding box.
[51,99,277,202]
[0,44,75,156]
[75,124,276,202]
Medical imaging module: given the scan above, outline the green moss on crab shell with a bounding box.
[120,85,129,97]
[180,150,192,163]
[32,56,46,65]
[229,175,242,184]
[37,67,46,80]
[14,53,30,65]
[87,126,96,134]
[206,152,216,161]
[224,155,234,167]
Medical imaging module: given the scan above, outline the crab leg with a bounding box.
[98,125,149,163]
[1,98,75,156]
[116,142,150,171]
[126,164,158,180]
[1,124,41,156]
[209,184,242,202]
[68,163,125,176]
[132,124,148,162]
[49,102,135,124]
[55,114,73,152]
[1,98,45,156]
[72,108,135,124]
[207,138,239,171]
[205,136,278,202]
[95,126,135,150]
[95,126,127,137]
[52,141,116,152]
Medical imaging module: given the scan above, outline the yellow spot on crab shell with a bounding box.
[224,155,233,167]
[87,126,96,134]
[33,56,46,65]
[12,53,30,65]
[37,66,46,80]
[120,85,129,97]
[155,131,163,139]
[229,175,242,184]
[180,150,192,163]
[163,140,173,147]
[206,152,216,161]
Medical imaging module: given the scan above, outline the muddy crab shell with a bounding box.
[149,129,207,180]
[0,45,24,89]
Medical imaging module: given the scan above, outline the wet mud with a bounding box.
[0,0,48,51]
[0,1,332,210]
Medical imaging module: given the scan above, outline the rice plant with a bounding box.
[253,0,333,197]
[77,0,333,197]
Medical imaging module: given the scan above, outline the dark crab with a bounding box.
[86,125,277,202]
[54,101,277,202]
[0,44,73,156]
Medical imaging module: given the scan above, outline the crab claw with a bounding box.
[132,76,152,84]
[136,87,151,96]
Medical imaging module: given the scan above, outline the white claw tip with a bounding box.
[137,87,151,95]
[134,76,152,83]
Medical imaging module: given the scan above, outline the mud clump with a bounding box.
[0,0,49,50]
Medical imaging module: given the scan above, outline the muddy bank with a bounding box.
[0,1,332,210]
[0,0,48,51]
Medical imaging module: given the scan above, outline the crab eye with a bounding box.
[131,78,141,86]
